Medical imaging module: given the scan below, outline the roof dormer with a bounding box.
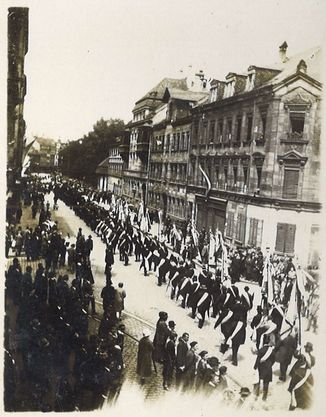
[223,72,246,98]
[245,65,281,90]
[209,79,226,102]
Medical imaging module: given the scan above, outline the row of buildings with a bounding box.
[7,7,29,198]
[96,43,322,267]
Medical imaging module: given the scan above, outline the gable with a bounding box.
[274,75,321,99]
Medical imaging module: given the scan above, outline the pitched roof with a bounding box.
[133,78,188,111]
[266,46,321,85]
[163,88,208,102]
[34,136,58,147]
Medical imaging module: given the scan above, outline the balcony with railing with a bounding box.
[280,132,308,144]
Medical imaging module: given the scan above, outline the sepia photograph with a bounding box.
[2,0,325,415]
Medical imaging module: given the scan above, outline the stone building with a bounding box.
[188,43,321,267]
[7,7,29,190]
[29,137,60,173]
[96,137,124,194]
[148,84,208,221]
[120,76,207,206]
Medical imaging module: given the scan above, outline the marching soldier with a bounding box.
[253,335,276,401]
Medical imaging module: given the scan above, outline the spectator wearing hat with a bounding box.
[202,356,220,393]
[137,328,154,384]
[236,387,252,409]
[153,312,170,364]
[183,341,198,389]
[85,235,93,258]
[114,282,126,319]
[168,320,176,335]
[162,331,177,390]
[195,350,208,389]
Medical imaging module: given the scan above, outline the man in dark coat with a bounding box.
[101,283,116,315]
[176,332,189,386]
[85,235,93,258]
[275,330,297,381]
[253,335,276,400]
[137,329,154,384]
[105,244,115,267]
[153,312,170,364]
[162,332,177,390]
[183,341,198,390]
[5,258,22,305]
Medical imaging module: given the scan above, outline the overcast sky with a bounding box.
[4,0,326,142]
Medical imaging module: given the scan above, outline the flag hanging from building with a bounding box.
[199,163,212,202]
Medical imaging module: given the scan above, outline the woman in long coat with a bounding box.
[137,329,154,383]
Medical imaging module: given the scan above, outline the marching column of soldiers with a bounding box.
[5,174,318,411]
[54,175,317,410]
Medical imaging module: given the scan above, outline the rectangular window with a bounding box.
[236,117,242,142]
[290,113,305,136]
[218,121,223,142]
[215,165,219,187]
[210,121,215,142]
[224,166,228,184]
[193,124,199,143]
[243,166,248,188]
[275,223,296,254]
[256,166,262,189]
[261,114,267,139]
[176,133,181,151]
[166,134,170,151]
[283,169,299,199]
[202,122,207,144]
[233,166,238,185]
[227,120,232,141]
[248,218,263,247]
[247,115,253,142]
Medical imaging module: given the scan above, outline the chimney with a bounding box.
[297,59,307,74]
[279,41,288,63]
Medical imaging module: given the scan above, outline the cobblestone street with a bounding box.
[6,193,320,412]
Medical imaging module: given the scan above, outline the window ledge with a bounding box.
[280,138,308,145]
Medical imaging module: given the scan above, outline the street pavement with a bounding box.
[8,194,320,412]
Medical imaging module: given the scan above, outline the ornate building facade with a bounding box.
[96,43,321,266]
[188,44,321,266]
[148,84,208,221]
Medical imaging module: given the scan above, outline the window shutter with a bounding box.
[284,224,296,254]
[257,220,263,248]
[275,223,286,252]
[239,214,246,243]
[226,212,234,238]
[283,169,299,199]
[248,218,254,245]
